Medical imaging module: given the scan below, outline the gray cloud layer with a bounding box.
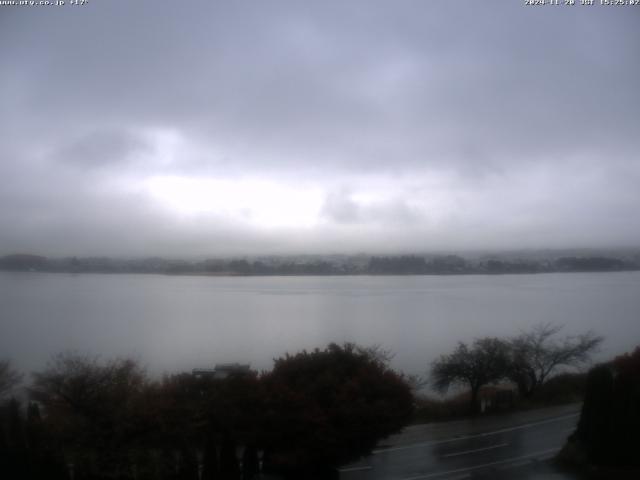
[1,1,639,256]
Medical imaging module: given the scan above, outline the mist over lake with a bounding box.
[2,271,638,377]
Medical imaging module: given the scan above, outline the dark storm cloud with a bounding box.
[0,0,638,255]
[53,129,150,169]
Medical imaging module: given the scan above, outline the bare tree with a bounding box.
[31,352,147,418]
[507,322,603,398]
[30,352,152,476]
[0,360,22,399]
[431,338,510,413]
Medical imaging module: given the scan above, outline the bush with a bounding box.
[262,343,414,473]
[9,344,413,479]
[412,393,471,423]
[568,346,640,468]
[532,372,586,405]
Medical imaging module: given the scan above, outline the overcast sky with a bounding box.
[1,0,638,257]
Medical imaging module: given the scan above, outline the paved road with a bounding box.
[339,404,582,480]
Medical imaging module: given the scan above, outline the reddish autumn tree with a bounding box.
[262,343,414,475]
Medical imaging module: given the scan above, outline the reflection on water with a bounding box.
[1,271,639,375]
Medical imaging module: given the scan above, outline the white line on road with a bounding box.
[441,442,509,458]
[373,412,578,455]
[400,447,560,480]
[338,465,372,473]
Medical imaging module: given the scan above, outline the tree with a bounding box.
[30,353,154,478]
[563,346,640,467]
[0,360,22,399]
[431,338,510,413]
[156,368,266,479]
[507,323,602,398]
[262,343,413,475]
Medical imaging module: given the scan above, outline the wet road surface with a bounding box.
[339,404,582,480]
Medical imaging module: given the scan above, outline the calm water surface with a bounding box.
[1,271,639,376]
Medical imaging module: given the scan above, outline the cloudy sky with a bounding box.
[1,0,638,257]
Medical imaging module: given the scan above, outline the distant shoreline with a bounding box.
[2,252,639,277]
[2,268,639,278]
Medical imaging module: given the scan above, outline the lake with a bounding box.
[1,271,639,377]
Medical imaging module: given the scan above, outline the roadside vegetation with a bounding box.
[0,343,412,480]
[557,346,640,476]
[0,325,618,479]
